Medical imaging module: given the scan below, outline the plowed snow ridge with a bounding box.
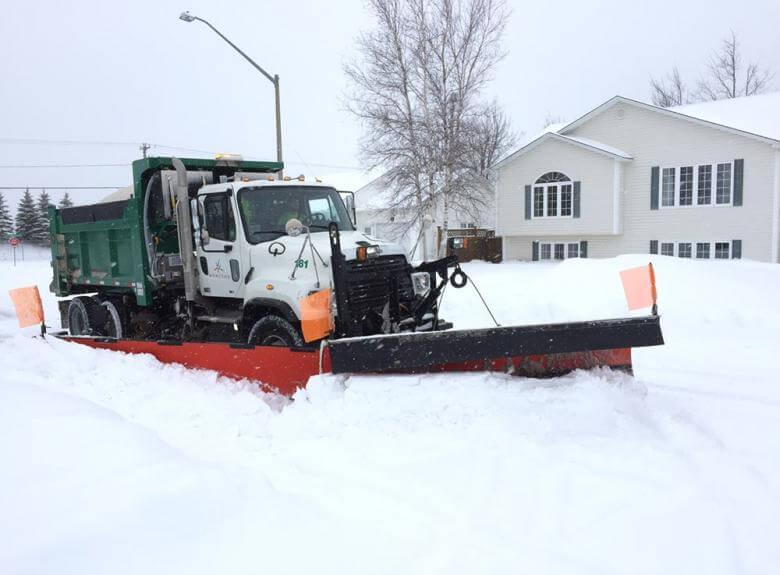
[1,249,779,574]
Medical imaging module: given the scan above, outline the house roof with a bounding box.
[493,129,631,169]
[559,94,780,144]
[495,92,780,170]
[670,92,780,142]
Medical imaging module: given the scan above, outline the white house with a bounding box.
[354,174,495,260]
[494,92,780,262]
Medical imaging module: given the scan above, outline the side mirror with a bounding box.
[200,229,210,246]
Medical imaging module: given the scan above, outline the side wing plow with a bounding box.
[326,315,664,377]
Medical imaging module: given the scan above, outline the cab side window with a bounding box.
[204,194,236,242]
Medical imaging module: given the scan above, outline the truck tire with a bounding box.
[67,296,106,336]
[248,315,303,347]
[99,299,125,339]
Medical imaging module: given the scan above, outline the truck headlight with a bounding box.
[411,272,431,296]
[356,245,381,261]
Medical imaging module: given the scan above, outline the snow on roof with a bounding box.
[354,173,396,211]
[556,135,632,159]
[494,126,631,168]
[314,169,380,192]
[670,92,780,142]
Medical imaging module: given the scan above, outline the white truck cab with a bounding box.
[192,179,408,338]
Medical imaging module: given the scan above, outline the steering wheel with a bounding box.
[310,212,327,225]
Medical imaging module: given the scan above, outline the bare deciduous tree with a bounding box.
[345,0,513,258]
[542,113,565,129]
[697,31,773,100]
[650,67,689,107]
[649,31,773,106]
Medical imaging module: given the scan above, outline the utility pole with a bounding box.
[179,11,283,173]
[140,142,151,158]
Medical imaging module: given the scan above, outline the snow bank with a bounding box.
[2,255,780,574]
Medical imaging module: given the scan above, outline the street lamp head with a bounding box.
[179,11,196,22]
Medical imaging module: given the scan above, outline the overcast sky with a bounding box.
[1,0,778,209]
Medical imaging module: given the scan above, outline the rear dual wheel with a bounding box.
[67,296,125,338]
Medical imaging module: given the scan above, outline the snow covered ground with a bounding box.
[1,249,779,574]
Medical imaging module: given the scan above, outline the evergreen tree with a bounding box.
[33,189,52,245]
[58,191,74,208]
[0,192,14,240]
[15,189,39,242]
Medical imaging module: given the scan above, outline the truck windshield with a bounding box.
[238,185,355,244]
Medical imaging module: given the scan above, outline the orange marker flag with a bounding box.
[9,286,45,328]
[299,288,334,343]
[619,263,658,311]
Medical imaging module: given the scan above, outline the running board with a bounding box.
[327,315,663,375]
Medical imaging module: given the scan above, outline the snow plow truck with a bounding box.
[47,156,664,395]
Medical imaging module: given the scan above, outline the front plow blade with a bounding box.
[327,315,663,376]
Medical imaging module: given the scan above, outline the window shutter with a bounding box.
[650,166,660,210]
[525,185,532,219]
[650,240,658,254]
[733,159,744,206]
[579,240,588,258]
[732,239,742,259]
[532,241,539,261]
[573,181,581,218]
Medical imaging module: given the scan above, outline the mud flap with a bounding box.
[327,315,664,375]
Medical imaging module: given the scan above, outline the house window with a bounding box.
[532,172,573,218]
[546,186,558,216]
[363,226,372,235]
[656,240,737,259]
[539,241,580,261]
[533,186,544,217]
[679,166,693,205]
[714,241,730,259]
[561,184,573,216]
[697,165,712,204]
[716,163,732,204]
[660,162,733,207]
[661,168,676,206]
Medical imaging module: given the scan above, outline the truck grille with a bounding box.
[345,255,414,314]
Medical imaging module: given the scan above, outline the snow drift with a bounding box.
[1,251,779,574]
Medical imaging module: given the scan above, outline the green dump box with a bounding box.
[49,156,281,306]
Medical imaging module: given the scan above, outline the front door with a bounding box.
[197,191,242,298]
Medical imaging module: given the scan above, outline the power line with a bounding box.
[0,163,129,169]
[0,137,141,147]
[0,137,363,170]
[0,186,125,190]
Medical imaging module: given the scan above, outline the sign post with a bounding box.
[9,236,20,266]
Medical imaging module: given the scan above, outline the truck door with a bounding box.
[197,191,242,298]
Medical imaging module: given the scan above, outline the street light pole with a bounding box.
[179,11,283,169]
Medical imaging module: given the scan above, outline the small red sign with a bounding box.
[9,237,20,247]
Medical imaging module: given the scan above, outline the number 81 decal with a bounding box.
[295,259,309,268]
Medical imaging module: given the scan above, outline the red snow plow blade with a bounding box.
[58,314,663,397]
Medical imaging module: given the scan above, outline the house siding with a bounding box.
[496,138,617,237]
[498,100,778,262]
[566,103,777,262]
